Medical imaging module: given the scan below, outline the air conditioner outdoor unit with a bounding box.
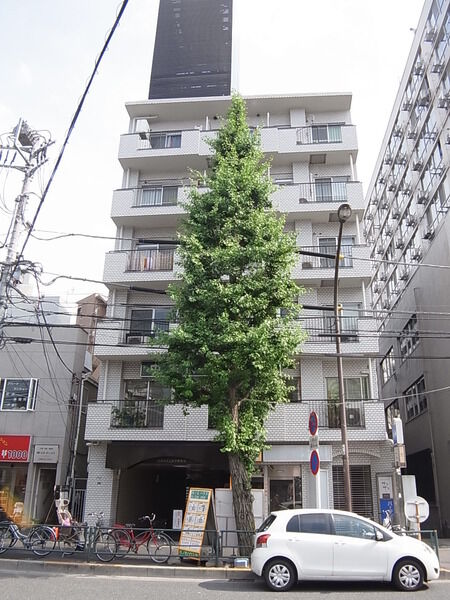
[395,239,405,249]
[424,27,436,42]
[385,226,393,236]
[373,283,381,294]
[432,62,444,74]
[418,94,430,107]
[377,245,384,255]
[382,300,391,310]
[399,267,410,281]
[388,183,397,192]
[299,197,308,203]
[411,247,422,260]
[402,100,412,111]
[381,201,389,209]
[406,215,417,227]
[138,131,149,140]
[393,127,403,137]
[379,176,386,185]
[127,335,144,345]
[346,407,362,427]
[438,93,450,109]
[412,161,423,171]
[396,154,407,165]
[391,210,401,220]
[379,272,388,281]
[417,193,428,204]
[423,226,435,240]
[402,185,412,196]
[384,155,393,165]
[407,129,417,140]
[366,213,374,221]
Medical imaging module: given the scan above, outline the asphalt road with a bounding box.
[0,571,448,600]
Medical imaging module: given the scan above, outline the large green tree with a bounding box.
[154,95,304,554]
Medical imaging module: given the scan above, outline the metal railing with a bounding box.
[296,124,343,144]
[127,248,175,272]
[300,316,359,342]
[110,400,165,428]
[300,245,353,269]
[297,181,349,203]
[306,400,367,428]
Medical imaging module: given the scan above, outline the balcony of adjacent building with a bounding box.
[103,245,178,290]
[118,123,358,171]
[273,179,365,221]
[293,243,372,286]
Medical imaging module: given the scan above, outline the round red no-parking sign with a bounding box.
[308,411,318,436]
[310,449,320,476]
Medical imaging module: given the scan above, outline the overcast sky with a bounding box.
[0,0,425,310]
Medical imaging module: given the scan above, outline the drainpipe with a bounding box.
[70,375,87,502]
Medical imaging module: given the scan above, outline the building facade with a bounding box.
[0,293,97,524]
[364,0,449,534]
[84,92,394,528]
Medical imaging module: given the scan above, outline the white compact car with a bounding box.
[251,509,439,592]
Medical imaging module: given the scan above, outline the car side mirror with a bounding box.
[375,529,384,541]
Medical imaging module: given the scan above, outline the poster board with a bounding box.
[178,487,215,559]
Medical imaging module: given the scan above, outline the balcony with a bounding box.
[118,124,357,171]
[111,184,187,227]
[103,248,178,289]
[293,244,372,286]
[306,400,366,428]
[110,400,165,428]
[299,316,378,355]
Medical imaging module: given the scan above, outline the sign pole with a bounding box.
[309,412,320,508]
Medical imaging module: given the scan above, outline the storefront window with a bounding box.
[0,465,27,520]
[0,378,38,411]
[270,476,302,511]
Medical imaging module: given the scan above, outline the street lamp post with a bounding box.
[334,203,352,512]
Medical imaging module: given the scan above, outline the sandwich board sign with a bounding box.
[178,487,215,560]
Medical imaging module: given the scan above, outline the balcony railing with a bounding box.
[110,400,164,428]
[297,181,349,203]
[300,245,353,269]
[125,321,170,344]
[300,316,359,342]
[306,400,366,428]
[127,248,175,272]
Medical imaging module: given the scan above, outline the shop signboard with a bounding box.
[0,435,32,462]
[178,487,213,559]
[33,445,59,464]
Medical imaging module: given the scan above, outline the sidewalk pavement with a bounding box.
[0,540,449,580]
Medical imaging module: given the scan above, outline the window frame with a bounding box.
[0,378,39,411]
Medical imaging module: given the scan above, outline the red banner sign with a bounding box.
[0,435,31,462]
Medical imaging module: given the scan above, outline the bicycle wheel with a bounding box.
[147,532,172,564]
[110,528,131,558]
[30,526,56,557]
[94,531,117,562]
[0,525,14,554]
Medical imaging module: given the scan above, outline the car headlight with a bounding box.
[421,542,435,555]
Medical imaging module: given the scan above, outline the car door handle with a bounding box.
[334,541,346,546]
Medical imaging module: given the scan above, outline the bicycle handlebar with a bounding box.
[139,514,155,523]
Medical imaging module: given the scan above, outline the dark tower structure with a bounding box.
[149,0,233,100]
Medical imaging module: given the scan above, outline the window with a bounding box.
[149,131,181,149]
[311,124,342,143]
[326,376,368,428]
[287,376,301,403]
[399,314,419,359]
[111,376,170,428]
[0,379,38,411]
[300,513,331,534]
[139,185,178,207]
[385,399,400,437]
[270,477,302,511]
[333,514,377,540]
[318,236,354,268]
[127,307,172,343]
[380,347,395,384]
[314,176,349,202]
[326,377,369,401]
[405,376,427,421]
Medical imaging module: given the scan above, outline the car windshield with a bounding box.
[257,514,277,533]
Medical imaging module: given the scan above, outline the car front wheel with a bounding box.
[393,559,424,591]
[264,558,296,592]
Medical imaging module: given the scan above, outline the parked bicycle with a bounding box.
[88,511,117,562]
[0,520,56,557]
[111,514,172,563]
[382,509,407,535]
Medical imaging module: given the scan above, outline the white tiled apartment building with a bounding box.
[364,0,450,534]
[84,93,394,527]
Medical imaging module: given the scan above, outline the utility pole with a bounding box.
[0,120,52,339]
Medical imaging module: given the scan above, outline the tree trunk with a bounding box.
[228,452,255,557]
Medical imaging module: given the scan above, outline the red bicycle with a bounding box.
[111,514,172,563]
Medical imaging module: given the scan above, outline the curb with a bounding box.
[0,558,255,580]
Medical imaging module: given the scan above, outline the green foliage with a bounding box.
[153,95,305,471]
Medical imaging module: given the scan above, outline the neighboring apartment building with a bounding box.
[364,0,449,534]
[0,293,97,523]
[84,92,394,527]
[76,293,107,381]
